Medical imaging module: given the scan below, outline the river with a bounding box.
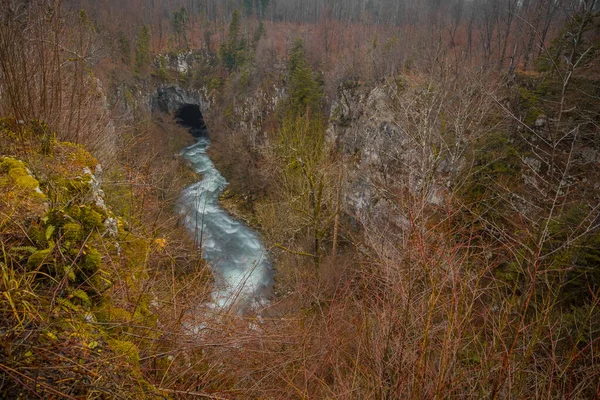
[178,130,273,311]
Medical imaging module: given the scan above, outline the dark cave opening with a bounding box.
[175,104,207,136]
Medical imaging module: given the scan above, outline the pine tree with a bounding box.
[172,7,189,48]
[287,39,323,116]
[228,10,241,46]
[243,0,254,17]
[259,0,270,17]
[288,39,306,75]
[219,10,246,71]
[274,40,331,268]
[253,21,266,45]
[117,33,131,66]
[135,25,151,73]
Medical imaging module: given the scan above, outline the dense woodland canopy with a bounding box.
[62,0,600,64]
[1,0,600,398]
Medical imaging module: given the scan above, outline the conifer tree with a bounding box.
[172,7,189,48]
[253,21,266,45]
[117,32,131,65]
[135,25,151,73]
[258,0,269,17]
[219,10,246,71]
[275,38,331,268]
[243,0,254,17]
[287,39,323,116]
[228,10,241,46]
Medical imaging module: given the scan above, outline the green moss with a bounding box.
[7,166,28,179]
[109,339,139,366]
[59,142,97,169]
[64,176,94,199]
[28,248,53,268]
[133,295,158,328]
[62,222,83,241]
[83,248,102,271]
[63,265,77,282]
[67,288,92,309]
[67,205,82,219]
[94,305,131,334]
[1,157,43,195]
[208,77,223,91]
[517,86,543,126]
[15,175,40,191]
[45,209,66,228]
[545,204,600,306]
[0,157,25,173]
[80,206,104,231]
[494,262,523,286]
[27,225,46,246]
[56,297,81,312]
[95,303,127,320]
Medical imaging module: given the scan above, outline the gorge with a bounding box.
[175,104,273,311]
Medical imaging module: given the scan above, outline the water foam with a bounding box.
[178,137,272,311]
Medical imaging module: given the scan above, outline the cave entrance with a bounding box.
[175,104,207,136]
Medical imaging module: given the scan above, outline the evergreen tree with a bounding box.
[135,25,151,73]
[172,7,189,48]
[253,21,266,45]
[228,10,241,45]
[258,0,270,17]
[274,39,331,268]
[219,10,246,71]
[204,29,213,53]
[287,39,323,116]
[243,0,254,17]
[117,32,131,66]
[288,39,306,75]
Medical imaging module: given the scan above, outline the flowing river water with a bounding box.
[178,127,273,311]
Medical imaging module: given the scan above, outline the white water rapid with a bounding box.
[178,134,272,311]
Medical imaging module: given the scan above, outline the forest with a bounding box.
[1,0,599,398]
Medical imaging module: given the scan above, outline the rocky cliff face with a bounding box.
[225,85,285,147]
[327,82,460,230]
[150,85,212,115]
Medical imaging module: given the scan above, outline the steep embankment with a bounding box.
[0,119,157,397]
[0,116,215,398]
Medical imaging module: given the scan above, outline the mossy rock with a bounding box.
[8,167,40,190]
[0,157,26,173]
[66,176,93,197]
[15,174,41,192]
[7,165,28,179]
[53,141,98,174]
[0,157,45,198]
[133,295,158,328]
